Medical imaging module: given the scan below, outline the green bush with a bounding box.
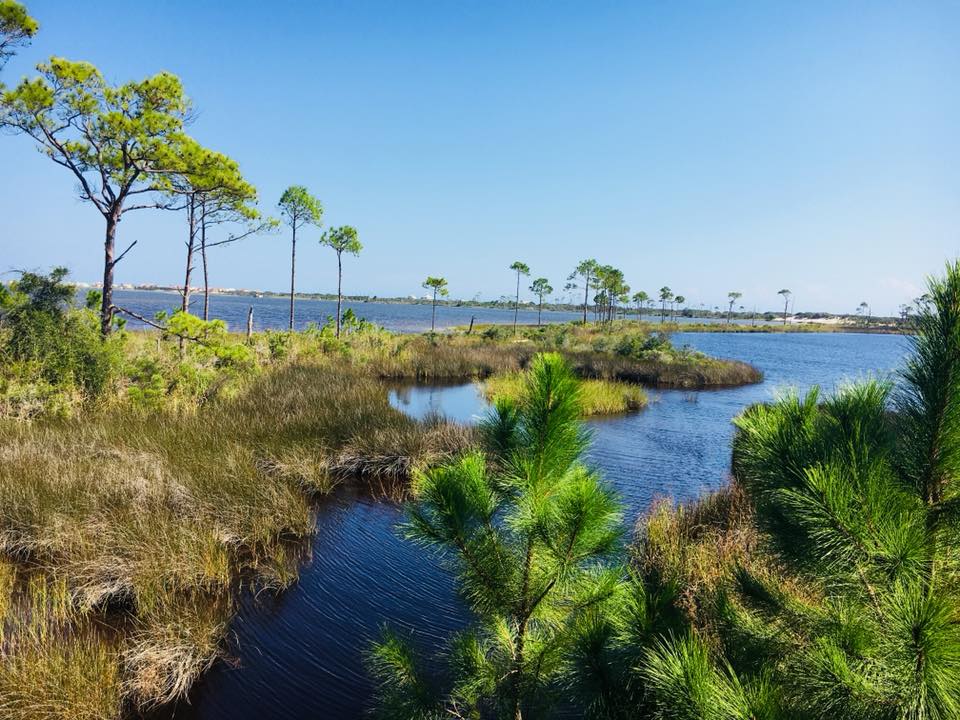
[266,330,293,360]
[481,324,513,341]
[0,268,121,398]
[613,331,671,359]
[126,357,169,410]
[125,311,259,408]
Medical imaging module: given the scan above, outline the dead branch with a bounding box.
[111,304,211,346]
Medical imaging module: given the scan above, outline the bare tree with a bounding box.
[727,291,742,324]
[778,289,792,326]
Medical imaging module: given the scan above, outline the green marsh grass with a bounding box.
[483,371,647,415]
[455,322,763,388]
[0,359,471,715]
[0,564,124,720]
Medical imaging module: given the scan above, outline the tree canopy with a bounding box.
[529,277,552,298]
[319,225,361,256]
[1,58,192,214]
[422,276,448,295]
[0,57,194,332]
[0,0,37,70]
[167,144,266,314]
[278,185,322,229]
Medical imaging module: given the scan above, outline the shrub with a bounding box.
[0,268,122,402]
[266,330,293,360]
[613,331,671,359]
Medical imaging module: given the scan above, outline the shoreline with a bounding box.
[461,320,909,336]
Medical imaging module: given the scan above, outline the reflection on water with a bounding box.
[164,332,908,720]
[388,382,488,425]
[164,488,467,719]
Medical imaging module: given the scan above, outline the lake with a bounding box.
[110,289,774,333]
[161,332,907,719]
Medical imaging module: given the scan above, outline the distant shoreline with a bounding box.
[108,285,580,313]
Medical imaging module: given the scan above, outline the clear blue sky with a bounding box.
[1,1,957,314]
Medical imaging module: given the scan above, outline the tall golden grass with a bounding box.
[482,371,648,415]
[0,360,471,717]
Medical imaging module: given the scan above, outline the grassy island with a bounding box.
[458,322,763,387]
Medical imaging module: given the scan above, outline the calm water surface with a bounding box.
[165,332,907,719]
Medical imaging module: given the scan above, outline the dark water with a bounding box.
[165,332,907,719]
[109,289,772,333]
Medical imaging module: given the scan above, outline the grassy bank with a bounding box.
[367,323,761,388]
[648,320,905,333]
[0,360,471,716]
[483,370,647,415]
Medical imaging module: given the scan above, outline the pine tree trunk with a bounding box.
[182,196,196,315]
[201,201,210,322]
[514,272,520,334]
[538,297,542,326]
[289,223,297,330]
[511,543,534,720]
[431,290,437,333]
[336,253,343,338]
[582,281,589,324]
[100,213,119,336]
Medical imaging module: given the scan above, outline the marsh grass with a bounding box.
[0,360,470,715]
[349,328,760,389]
[4,317,759,424]
[122,591,232,707]
[631,479,821,697]
[636,484,761,617]
[0,564,124,720]
[563,350,762,388]
[0,624,123,720]
[482,371,647,415]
